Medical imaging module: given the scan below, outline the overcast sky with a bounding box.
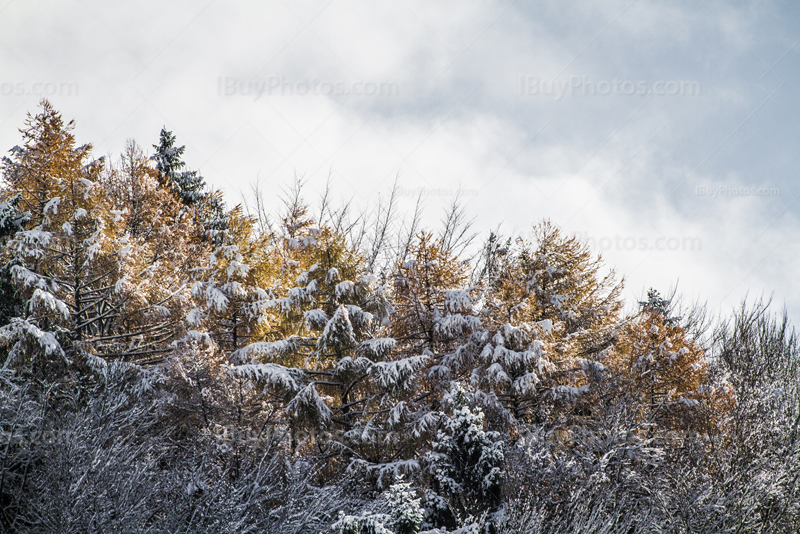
[2,0,799,321]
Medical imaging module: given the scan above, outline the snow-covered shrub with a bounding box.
[422,385,504,531]
[330,477,424,534]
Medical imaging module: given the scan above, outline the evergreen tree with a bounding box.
[422,384,504,530]
[469,222,622,426]
[151,128,207,207]
[232,194,426,480]
[330,477,424,534]
[0,101,121,369]
[151,128,227,240]
[0,196,29,327]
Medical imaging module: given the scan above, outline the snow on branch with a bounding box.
[232,362,305,393]
[371,354,429,390]
[358,337,397,360]
[230,337,300,364]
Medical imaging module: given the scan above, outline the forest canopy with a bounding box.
[0,101,797,534]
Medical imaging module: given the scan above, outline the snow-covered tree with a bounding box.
[0,101,126,370]
[151,128,207,207]
[330,477,424,534]
[422,384,504,530]
[151,128,227,238]
[232,195,427,479]
[98,140,206,362]
[0,195,29,327]
[610,297,735,438]
[468,222,622,427]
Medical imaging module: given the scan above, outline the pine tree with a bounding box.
[469,222,622,426]
[151,128,207,207]
[422,384,504,530]
[0,101,122,370]
[0,195,29,327]
[151,128,227,240]
[330,477,424,534]
[232,193,426,480]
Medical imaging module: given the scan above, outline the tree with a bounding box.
[232,193,427,481]
[468,222,622,427]
[422,384,504,530]
[0,196,29,327]
[330,477,424,534]
[151,128,207,207]
[98,140,207,362]
[610,293,735,438]
[0,100,122,370]
[151,128,227,238]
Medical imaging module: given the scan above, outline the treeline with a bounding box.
[0,101,798,533]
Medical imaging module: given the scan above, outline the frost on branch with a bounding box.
[371,354,428,391]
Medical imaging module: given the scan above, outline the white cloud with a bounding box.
[1,0,799,320]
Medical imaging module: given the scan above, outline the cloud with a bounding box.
[1,0,799,319]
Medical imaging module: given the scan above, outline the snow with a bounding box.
[0,318,65,361]
[203,284,229,312]
[12,265,47,289]
[233,362,304,393]
[231,338,298,363]
[304,308,328,328]
[487,363,511,385]
[550,384,590,402]
[535,319,554,335]
[435,314,482,337]
[186,308,204,326]
[15,229,52,256]
[513,372,540,395]
[335,280,355,299]
[110,209,127,223]
[318,305,356,353]
[31,289,70,319]
[444,289,472,313]
[43,196,60,216]
[285,383,332,426]
[358,337,397,359]
[371,355,428,390]
[295,271,309,285]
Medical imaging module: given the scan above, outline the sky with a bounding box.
[1,0,799,321]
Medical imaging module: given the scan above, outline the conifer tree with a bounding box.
[422,384,504,530]
[0,101,122,369]
[151,128,207,207]
[0,196,28,327]
[389,232,485,451]
[151,128,227,236]
[232,193,425,478]
[610,291,735,437]
[98,140,206,362]
[469,222,622,426]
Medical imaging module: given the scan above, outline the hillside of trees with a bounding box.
[0,101,798,533]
